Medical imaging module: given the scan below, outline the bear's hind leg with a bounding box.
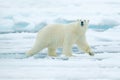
[26,44,45,57]
[48,47,57,57]
[26,48,41,57]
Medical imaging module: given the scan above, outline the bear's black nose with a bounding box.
[81,21,84,26]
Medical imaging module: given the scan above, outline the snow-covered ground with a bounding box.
[0,29,120,80]
[0,54,120,80]
[0,0,120,80]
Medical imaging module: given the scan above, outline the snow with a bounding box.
[0,0,120,32]
[0,0,120,79]
[0,29,120,80]
[0,54,120,80]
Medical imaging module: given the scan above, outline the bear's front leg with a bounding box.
[76,38,94,56]
[63,46,73,57]
[48,47,57,57]
[62,36,73,57]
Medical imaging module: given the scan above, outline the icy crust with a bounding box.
[0,17,119,33]
[0,24,120,80]
[0,53,120,80]
[0,0,120,32]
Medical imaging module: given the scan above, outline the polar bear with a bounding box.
[26,19,94,57]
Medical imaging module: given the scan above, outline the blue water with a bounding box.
[0,18,119,33]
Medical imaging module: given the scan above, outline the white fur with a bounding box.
[26,19,94,57]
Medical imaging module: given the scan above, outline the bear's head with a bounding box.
[77,19,89,33]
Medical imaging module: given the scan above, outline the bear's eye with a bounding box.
[81,21,84,26]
